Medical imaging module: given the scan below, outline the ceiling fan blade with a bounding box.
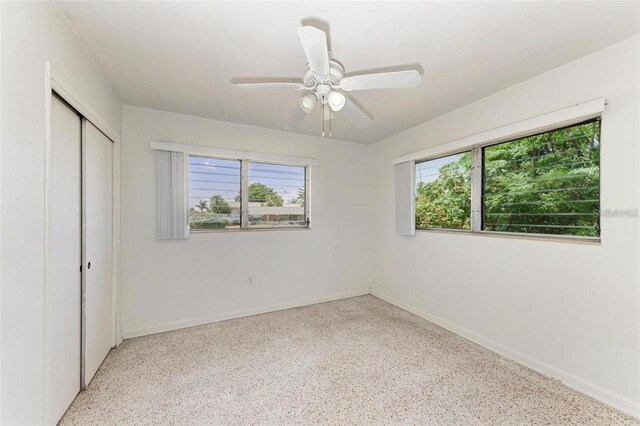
[230,82,307,90]
[297,26,330,76]
[341,97,372,129]
[339,70,421,91]
[284,105,308,130]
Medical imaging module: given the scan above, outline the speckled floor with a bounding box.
[61,295,637,425]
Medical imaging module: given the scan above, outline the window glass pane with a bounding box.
[415,152,472,230]
[483,120,600,237]
[188,155,241,231]
[247,162,306,228]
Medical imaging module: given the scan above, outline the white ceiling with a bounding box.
[56,1,639,144]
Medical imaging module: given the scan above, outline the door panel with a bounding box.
[82,120,114,386]
[49,96,82,423]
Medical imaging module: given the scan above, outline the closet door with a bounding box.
[49,96,82,423]
[82,120,114,387]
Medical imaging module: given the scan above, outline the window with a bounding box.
[415,152,471,230]
[188,155,309,231]
[188,156,241,230]
[414,118,601,239]
[247,162,307,228]
[483,119,600,237]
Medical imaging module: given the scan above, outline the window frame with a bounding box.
[414,117,602,243]
[245,160,310,230]
[414,150,473,232]
[187,154,310,233]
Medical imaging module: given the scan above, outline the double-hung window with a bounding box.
[414,118,601,239]
[188,155,309,231]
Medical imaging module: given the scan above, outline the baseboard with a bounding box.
[370,289,640,419]
[122,288,371,340]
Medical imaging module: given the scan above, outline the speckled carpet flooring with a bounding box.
[61,295,637,425]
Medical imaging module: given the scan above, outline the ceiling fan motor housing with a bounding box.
[303,58,344,89]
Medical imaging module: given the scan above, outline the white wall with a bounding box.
[120,106,372,337]
[0,2,122,424]
[370,35,640,416]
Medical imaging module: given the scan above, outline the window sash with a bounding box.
[414,118,601,241]
[246,161,308,228]
[415,151,472,231]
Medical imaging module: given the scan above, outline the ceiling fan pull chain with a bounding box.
[329,104,332,138]
[322,97,325,138]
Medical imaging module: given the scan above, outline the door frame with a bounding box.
[43,62,122,422]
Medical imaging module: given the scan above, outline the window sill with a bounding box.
[415,228,601,244]
[189,227,311,234]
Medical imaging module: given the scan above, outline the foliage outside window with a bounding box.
[188,155,308,231]
[415,152,471,230]
[483,120,600,237]
[414,119,601,238]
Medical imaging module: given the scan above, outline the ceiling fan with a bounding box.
[230,26,422,137]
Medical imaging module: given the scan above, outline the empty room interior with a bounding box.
[2,1,640,424]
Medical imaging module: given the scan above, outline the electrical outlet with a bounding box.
[248,276,254,285]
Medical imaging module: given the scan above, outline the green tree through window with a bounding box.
[415,152,471,230]
[483,120,600,236]
[237,182,284,207]
[208,195,231,214]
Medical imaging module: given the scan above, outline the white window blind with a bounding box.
[156,150,188,240]
[395,161,415,235]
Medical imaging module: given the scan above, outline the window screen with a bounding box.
[247,162,307,228]
[415,151,472,230]
[188,155,241,231]
[482,119,600,237]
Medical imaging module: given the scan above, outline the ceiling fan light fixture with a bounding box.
[299,93,316,113]
[327,91,345,111]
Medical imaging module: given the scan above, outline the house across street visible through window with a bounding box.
[247,162,307,228]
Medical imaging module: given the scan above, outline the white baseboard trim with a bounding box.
[370,289,639,419]
[122,288,371,340]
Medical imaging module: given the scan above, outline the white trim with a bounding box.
[114,136,123,346]
[470,147,482,232]
[304,166,311,228]
[43,62,53,425]
[50,66,120,145]
[49,64,123,347]
[0,3,2,417]
[43,62,123,422]
[122,289,370,339]
[150,141,319,166]
[370,289,640,419]
[392,97,607,165]
[80,118,88,390]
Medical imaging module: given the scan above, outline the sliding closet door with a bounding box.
[49,96,82,422]
[82,120,114,386]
